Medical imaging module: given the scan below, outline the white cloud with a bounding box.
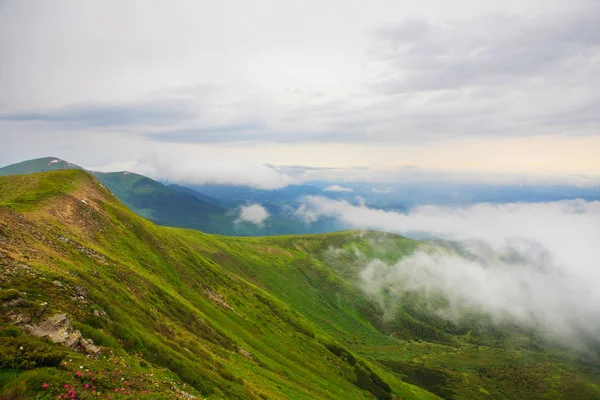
[371,187,393,193]
[236,203,270,225]
[93,154,293,190]
[297,196,600,347]
[323,185,353,192]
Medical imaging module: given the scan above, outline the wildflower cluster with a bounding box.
[40,358,155,399]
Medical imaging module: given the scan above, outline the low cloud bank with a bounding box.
[298,196,600,347]
[96,155,292,190]
[236,203,270,225]
[323,185,353,192]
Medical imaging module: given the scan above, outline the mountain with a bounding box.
[0,170,599,399]
[0,157,83,175]
[0,158,240,234]
[91,171,228,231]
[0,157,344,236]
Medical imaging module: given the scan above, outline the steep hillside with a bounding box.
[0,158,232,234]
[0,158,343,236]
[93,171,227,230]
[176,231,600,399]
[0,170,433,399]
[0,170,599,399]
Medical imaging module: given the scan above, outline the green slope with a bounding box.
[172,231,600,399]
[92,171,228,229]
[0,157,340,236]
[0,157,233,234]
[0,170,598,399]
[0,170,435,399]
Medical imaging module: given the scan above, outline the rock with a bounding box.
[8,312,31,325]
[92,308,110,322]
[24,313,101,356]
[53,280,63,287]
[74,285,88,298]
[3,297,25,307]
[81,337,101,355]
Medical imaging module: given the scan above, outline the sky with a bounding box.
[1,0,599,188]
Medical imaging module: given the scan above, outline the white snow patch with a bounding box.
[49,159,60,164]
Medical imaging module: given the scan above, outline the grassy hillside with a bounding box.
[176,231,600,399]
[0,170,434,399]
[0,158,242,235]
[0,158,342,236]
[0,170,598,399]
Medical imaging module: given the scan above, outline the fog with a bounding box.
[297,197,600,347]
[236,203,270,225]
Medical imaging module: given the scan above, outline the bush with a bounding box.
[0,326,22,338]
[0,337,65,370]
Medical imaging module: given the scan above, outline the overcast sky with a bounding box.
[1,0,598,187]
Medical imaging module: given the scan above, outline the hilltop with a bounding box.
[0,157,342,236]
[0,170,599,399]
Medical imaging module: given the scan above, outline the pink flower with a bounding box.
[42,383,49,389]
[64,385,70,389]
[84,383,89,389]
[57,396,62,399]
[114,388,119,393]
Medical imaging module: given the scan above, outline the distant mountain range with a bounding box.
[0,157,343,235]
[2,157,599,237]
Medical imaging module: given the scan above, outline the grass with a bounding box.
[0,170,598,399]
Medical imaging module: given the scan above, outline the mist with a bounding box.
[236,203,270,225]
[297,196,600,348]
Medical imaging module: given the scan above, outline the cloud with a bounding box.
[371,187,393,194]
[2,1,599,154]
[323,185,353,192]
[93,155,293,190]
[236,203,270,225]
[370,8,600,94]
[0,99,196,128]
[297,196,600,347]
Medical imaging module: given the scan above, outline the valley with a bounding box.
[0,170,598,399]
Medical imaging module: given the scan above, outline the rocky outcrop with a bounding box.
[22,313,101,355]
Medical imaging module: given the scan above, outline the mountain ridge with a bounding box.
[0,169,432,399]
[1,169,599,399]
[0,157,343,236]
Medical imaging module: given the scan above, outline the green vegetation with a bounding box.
[0,157,340,236]
[0,170,598,399]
